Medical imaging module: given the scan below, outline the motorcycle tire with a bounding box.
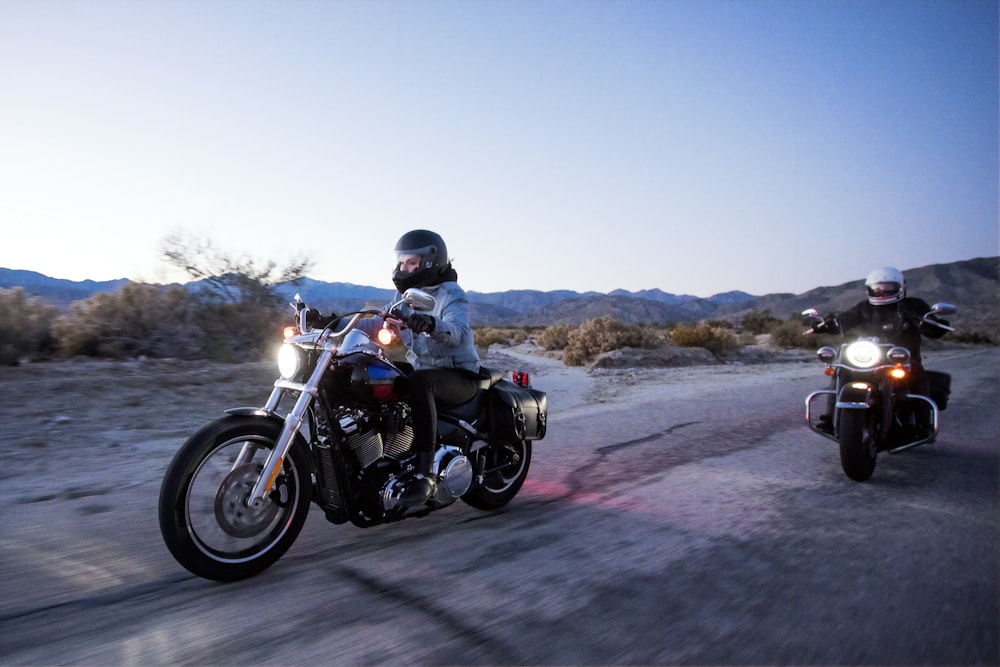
[158,414,312,582]
[462,440,532,510]
[838,410,877,482]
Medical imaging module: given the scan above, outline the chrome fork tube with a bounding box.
[247,348,333,508]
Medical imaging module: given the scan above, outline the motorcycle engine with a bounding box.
[379,446,473,512]
[337,407,414,468]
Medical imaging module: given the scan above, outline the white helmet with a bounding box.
[865,266,906,305]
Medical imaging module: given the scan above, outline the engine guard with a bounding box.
[805,391,941,452]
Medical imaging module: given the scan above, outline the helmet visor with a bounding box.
[867,282,901,300]
[395,246,437,274]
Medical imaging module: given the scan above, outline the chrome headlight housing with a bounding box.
[844,341,881,368]
[278,343,303,380]
[887,346,911,364]
[816,346,838,364]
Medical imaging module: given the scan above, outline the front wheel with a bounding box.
[462,440,532,510]
[839,409,877,482]
[158,415,312,581]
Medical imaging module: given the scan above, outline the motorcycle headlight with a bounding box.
[845,341,881,368]
[278,344,302,379]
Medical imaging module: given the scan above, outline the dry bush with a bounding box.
[563,317,661,366]
[0,288,58,364]
[538,324,572,351]
[741,309,782,335]
[669,323,740,355]
[769,318,838,349]
[475,327,523,349]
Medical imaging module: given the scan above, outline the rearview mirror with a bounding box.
[402,288,436,312]
[929,302,956,316]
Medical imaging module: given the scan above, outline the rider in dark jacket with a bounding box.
[815,266,949,433]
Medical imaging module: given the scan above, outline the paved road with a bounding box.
[2,348,997,665]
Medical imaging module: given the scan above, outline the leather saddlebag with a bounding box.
[927,370,951,410]
[490,380,548,441]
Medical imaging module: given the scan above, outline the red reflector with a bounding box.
[512,371,530,387]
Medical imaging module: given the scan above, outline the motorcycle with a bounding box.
[159,288,547,581]
[802,303,955,481]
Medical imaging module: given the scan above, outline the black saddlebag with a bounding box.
[927,371,951,411]
[490,379,548,441]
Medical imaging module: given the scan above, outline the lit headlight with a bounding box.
[845,341,881,368]
[278,344,302,379]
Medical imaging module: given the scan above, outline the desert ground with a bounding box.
[1,342,997,665]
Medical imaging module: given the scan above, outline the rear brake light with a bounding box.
[512,371,530,387]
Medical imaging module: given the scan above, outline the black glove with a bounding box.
[407,313,436,334]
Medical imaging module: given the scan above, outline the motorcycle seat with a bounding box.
[477,366,505,390]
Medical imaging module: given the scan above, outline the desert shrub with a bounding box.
[0,288,59,364]
[537,324,572,351]
[53,283,201,359]
[563,317,660,366]
[475,327,519,349]
[769,317,838,349]
[474,327,533,350]
[50,283,283,361]
[669,323,739,355]
[741,309,782,335]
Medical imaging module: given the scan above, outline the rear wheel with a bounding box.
[462,440,532,510]
[158,415,312,581]
[839,410,877,481]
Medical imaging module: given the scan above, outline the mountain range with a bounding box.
[2,257,997,331]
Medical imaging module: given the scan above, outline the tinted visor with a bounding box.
[867,282,901,299]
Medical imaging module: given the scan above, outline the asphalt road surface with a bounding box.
[2,347,997,665]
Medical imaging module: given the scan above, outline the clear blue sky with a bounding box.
[1,0,996,297]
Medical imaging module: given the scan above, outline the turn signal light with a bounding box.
[824,366,836,376]
[282,326,298,339]
[889,367,907,380]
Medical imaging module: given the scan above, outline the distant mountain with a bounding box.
[2,257,996,333]
[0,268,130,306]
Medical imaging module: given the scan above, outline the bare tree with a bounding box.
[160,230,314,307]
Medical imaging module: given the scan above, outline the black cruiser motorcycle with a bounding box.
[802,303,955,481]
[159,288,547,581]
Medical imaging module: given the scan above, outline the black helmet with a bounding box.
[392,229,449,291]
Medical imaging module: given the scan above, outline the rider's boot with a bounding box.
[400,450,436,505]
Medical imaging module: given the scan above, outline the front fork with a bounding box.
[245,348,333,509]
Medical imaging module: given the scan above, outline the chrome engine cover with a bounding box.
[379,447,472,512]
[433,447,473,505]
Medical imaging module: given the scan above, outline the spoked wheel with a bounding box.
[462,440,532,510]
[158,415,311,581]
[838,409,877,482]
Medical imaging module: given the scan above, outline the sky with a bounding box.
[1,0,997,298]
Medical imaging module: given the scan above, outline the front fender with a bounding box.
[836,382,874,410]
[226,407,284,422]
